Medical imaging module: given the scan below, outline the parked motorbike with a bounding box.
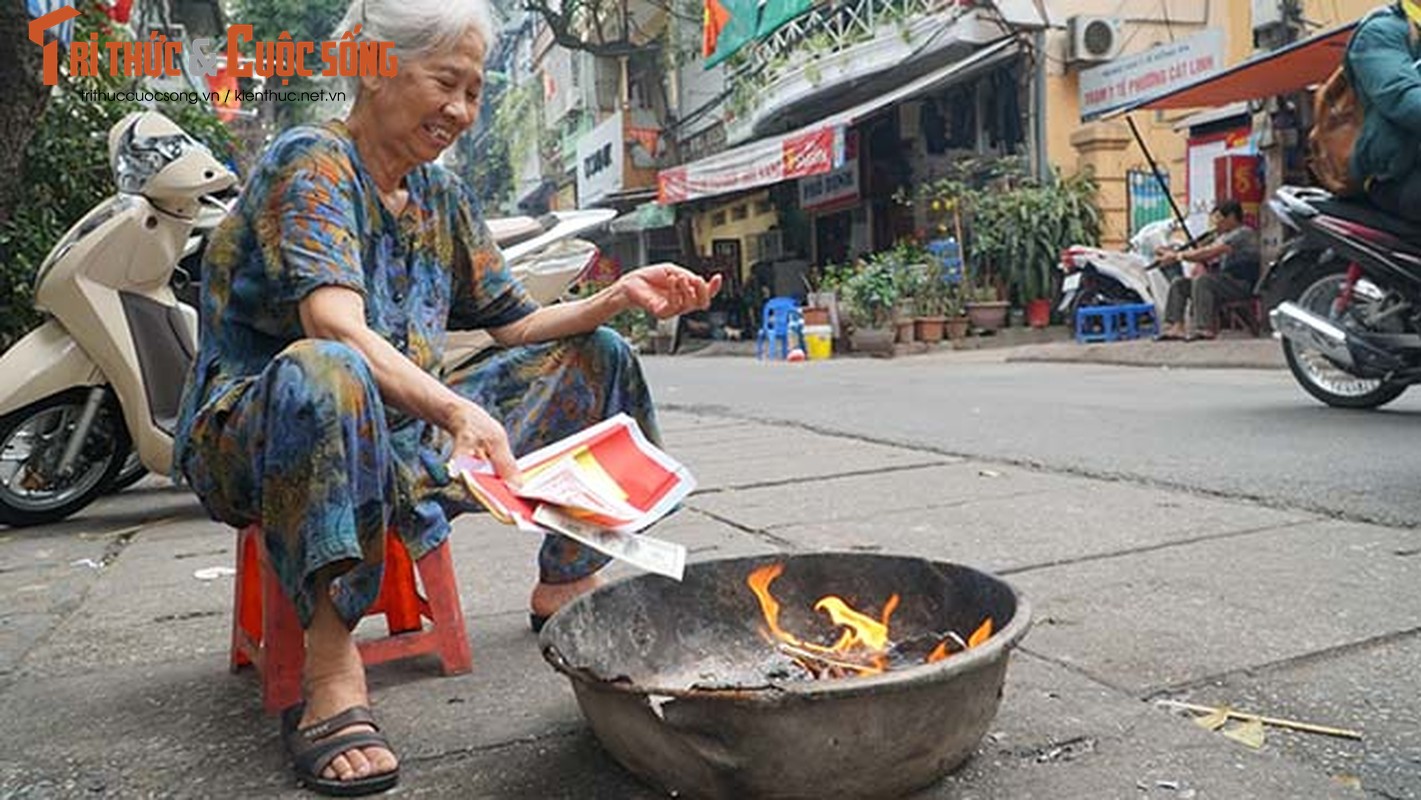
[1057,214,1209,318]
[0,110,613,526]
[103,188,236,493]
[1265,185,1421,409]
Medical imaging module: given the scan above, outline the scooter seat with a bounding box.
[1313,198,1421,247]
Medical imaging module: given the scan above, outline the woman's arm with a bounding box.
[488,263,721,347]
[299,285,521,479]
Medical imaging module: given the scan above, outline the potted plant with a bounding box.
[999,169,1102,329]
[916,159,1101,336]
[913,275,950,344]
[945,304,971,341]
[891,254,925,344]
[964,282,1008,332]
[805,262,853,338]
[839,259,899,355]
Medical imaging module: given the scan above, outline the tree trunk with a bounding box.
[0,0,55,228]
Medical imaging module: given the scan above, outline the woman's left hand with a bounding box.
[617,263,723,319]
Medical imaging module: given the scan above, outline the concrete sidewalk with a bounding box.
[1,409,1405,798]
[685,328,1285,371]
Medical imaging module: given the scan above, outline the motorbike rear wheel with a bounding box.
[0,388,129,527]
[1282,267,1407,410]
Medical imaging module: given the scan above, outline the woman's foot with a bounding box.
[300,591,399,786]
[529,573,603,629]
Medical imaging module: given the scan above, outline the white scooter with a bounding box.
[0,111,612,526]
[1057,214,1210,318]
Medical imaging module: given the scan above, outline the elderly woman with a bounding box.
[173,0,719,793]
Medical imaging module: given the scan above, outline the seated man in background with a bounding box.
[1156,199,1260,341]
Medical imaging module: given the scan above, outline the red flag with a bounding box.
[703,0,730,58]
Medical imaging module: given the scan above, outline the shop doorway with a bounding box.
[815,208,853,266]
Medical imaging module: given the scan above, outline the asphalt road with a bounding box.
[645,354,1421,528]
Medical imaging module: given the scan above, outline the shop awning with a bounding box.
[1103,22,1357,117]
[658,37,1019,204]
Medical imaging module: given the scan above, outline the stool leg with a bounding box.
[415,543,473,675]
[230,527,261,671]
[381,534,423,635]
[258,534,305,715]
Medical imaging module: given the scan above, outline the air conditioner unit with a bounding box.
[1067,16,1123,65]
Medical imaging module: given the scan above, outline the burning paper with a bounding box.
[746,562,994,679]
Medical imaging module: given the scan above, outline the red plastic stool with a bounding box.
[230,525,473,714]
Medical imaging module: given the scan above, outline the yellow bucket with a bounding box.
[804,325,832,360]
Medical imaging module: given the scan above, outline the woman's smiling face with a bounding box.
[365,27,487,164]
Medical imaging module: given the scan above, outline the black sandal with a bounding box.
[529,612,549,633]
[282,704,400,797]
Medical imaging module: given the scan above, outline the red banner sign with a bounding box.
[658,125,839,204]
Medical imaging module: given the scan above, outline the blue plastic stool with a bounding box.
[1075,303,1158,343]
[756,297,806,359]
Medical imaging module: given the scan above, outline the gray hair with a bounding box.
[330,0,495,95]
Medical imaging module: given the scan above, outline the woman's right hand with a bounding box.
[447,401,520,485]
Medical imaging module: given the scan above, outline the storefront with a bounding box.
[659,38,1023,276]
[1093,23,1357,255]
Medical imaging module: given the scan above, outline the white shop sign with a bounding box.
[799,159,859,210]
[576,111,624,206]
[1079,29,1226,120]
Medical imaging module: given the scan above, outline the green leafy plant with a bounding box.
[839,258,900,329]
[805,261,856,295]
[917,159,1101,306]
[606,307,657,351]
[915,274,963,318]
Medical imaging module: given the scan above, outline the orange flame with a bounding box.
[746,563,900,676]
[968,618,994,648]
[926,617,994,664]
[926,639,951,663]
[747,563,996,677]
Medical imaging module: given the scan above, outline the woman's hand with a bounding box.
[617,264,723,319]
[446,400,520,484]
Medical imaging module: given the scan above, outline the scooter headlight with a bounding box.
[113,128,205,194]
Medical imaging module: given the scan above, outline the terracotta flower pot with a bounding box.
[945,315,971,340]
[965,301,1008,332]
[914,316,946,343]
[802,307,831,327]
[895,318,916,344]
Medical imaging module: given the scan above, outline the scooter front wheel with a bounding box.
[0,388,129,527]
[104,449,150,494]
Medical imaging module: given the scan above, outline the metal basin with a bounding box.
[540,553,1031,800]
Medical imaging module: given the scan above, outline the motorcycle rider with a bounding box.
[1349,0,1421,222]
[1156,198,1261,341]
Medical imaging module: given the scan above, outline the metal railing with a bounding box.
[745,0,958,73]
[726,0,963,117]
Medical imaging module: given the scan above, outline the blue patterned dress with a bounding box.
[174,121,656,627]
